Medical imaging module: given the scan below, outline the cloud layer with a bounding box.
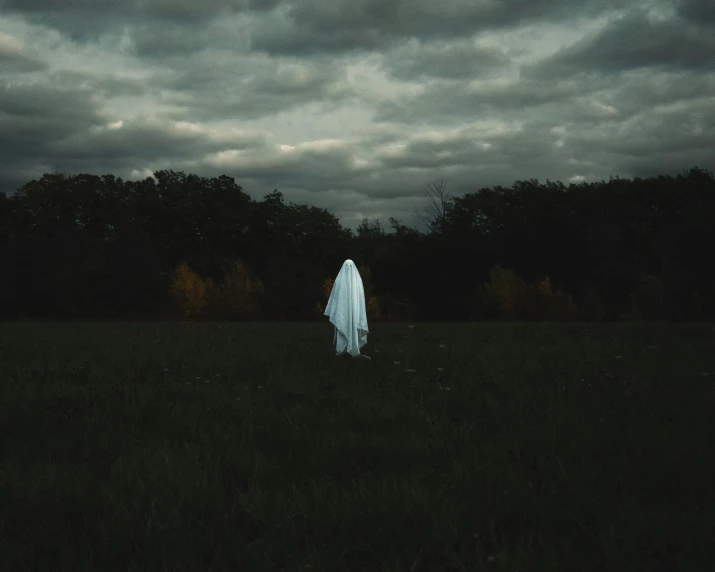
[1,0,713,231]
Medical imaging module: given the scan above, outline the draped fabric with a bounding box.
[323,259,369,357]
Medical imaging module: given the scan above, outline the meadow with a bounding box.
[1,321,713,572]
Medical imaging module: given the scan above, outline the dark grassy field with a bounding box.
[1,321,713,571]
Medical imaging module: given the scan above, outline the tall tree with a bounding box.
[413,178,453,235]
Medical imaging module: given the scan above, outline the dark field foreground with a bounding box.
[1,321,714,571]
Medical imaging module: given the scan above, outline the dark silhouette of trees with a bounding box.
[1,165,714,322]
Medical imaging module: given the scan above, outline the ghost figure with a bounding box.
[323,259,370,357]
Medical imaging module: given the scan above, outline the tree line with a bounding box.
[1,166,714,322]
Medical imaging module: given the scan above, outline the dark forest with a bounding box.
[1,166,713,322]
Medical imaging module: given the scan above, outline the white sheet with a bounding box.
[323,259,369,357]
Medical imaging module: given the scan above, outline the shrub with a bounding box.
[482,265,528,320]
[169,261,208,317]
[215,259,264,320]
[525,275,577,321]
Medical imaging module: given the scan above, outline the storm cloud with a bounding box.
[0,0,713,230]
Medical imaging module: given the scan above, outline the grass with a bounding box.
[0,320,713,571]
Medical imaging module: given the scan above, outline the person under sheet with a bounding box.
[323,259,370,357]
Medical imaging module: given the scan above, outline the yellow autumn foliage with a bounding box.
[481,265,576,320]
[169,261,208,317]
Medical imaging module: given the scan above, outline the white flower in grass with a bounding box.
[406,369,416,373]
[408,325,415,329]
[393,361,401,365]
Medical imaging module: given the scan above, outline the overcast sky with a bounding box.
[1,0,713,232]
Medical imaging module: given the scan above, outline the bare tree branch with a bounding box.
[413,178,453,234]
